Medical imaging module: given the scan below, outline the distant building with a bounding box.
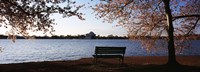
[85,31,96,39]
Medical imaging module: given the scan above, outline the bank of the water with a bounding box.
[0,56,200,72]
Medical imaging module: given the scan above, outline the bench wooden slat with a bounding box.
[96,51,125,54]
[92,55,123,58]
[95,46,126,54]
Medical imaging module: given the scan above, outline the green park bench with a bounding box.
[93,46,126,64]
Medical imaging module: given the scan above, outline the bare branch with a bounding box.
[173,14,200,20]
[186,17,200,35]
[153,1,162,12]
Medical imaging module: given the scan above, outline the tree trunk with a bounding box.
[162,0,179,65]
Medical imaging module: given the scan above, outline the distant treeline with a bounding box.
[131,34,200,40]
[1,34,200,39]
[0,35,128,39]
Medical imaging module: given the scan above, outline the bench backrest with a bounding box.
[95,46,126,55]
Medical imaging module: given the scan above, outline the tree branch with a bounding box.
[153,1,162,12]
[173,14,200,20]
[3,0,33,16]
[186,17,200,35]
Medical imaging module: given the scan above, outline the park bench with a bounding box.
[93,46,126,64]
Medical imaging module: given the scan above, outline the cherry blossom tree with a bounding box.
[0,0,84,40]
[93,0,200,65]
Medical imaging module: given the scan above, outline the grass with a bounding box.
[0,56,200,72]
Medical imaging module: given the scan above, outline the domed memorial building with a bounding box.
[85,31,96,39]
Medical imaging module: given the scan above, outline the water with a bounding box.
[0,39,199,64]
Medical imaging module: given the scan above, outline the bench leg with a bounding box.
[118,58,121,65]
[93,58,97,64]
[122,58,124,64]
[119,58,124,65]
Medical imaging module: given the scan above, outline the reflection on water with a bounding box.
[0,39,199,64]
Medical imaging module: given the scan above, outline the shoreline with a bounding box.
[1,56,200,65]
[0,56,200,72]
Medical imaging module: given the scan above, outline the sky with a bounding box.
[0,0,199,36]
[0,0,128,36]
[47,0,128,36]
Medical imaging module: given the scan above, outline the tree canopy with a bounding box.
[0,0,84,40]
[94,0,199,37]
